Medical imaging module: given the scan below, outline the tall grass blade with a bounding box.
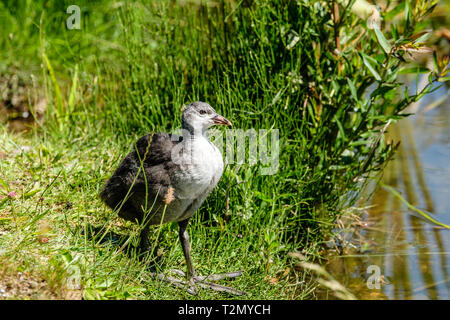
[381,183,450,229]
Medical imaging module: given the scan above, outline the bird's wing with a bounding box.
[135,132,182,167]
[100,133,182,222]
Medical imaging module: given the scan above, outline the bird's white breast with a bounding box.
[173,136,224,201]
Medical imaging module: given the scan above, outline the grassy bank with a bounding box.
[0,0,447,299]
[0,127,316,299]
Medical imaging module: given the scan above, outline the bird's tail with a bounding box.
[99,177,128,211]
[99,176,143,223]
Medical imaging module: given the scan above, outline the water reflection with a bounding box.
[324,84,450,300]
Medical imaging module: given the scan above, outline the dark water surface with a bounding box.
[324,83,450,299]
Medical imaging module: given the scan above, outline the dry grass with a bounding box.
[0,258,82,300]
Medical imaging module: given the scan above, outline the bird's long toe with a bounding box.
[153,269,245,295]
[193,278,244,295]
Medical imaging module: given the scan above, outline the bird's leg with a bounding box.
[155,219,245,295]
[138,224,151,254]
[138,223,161,263]
[178,218,196,279]
[149,219,244,295]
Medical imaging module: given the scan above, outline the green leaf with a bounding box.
[0,197,8,209]
[24,188,42,198]
[370,84,398,99]
[346,78,357,101]
[398,66,430,74]
[43,53,64,118]
[385,2,405,21]
[334,115,347,142]
[413,32,430,44]
[360,53,381,81]
[433,48,439,72]
[0,176,8,192]
[423,3,438,17]
[404,0,411,30]
[52,153,63,164]
[386,67,399,83]
[84,288,102,300]
[391,25,398,40]
[374,28,391,54]
[68,64,79,115]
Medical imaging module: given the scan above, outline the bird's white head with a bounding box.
[182,101,232,136]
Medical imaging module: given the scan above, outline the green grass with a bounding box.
[0,128,314,299]
[0,0,447,299]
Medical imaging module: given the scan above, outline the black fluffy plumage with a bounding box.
[100,132,182,224]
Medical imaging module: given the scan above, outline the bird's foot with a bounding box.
[151,269,245,295]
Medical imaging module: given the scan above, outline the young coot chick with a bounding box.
[100,101,243,294]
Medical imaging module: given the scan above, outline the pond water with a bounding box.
[324,83,450,300]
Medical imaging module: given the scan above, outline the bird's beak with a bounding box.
[213,114,232,127]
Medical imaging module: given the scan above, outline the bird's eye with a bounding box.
[199,110,206,115]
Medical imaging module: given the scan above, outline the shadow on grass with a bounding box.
[80,224,163,270]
